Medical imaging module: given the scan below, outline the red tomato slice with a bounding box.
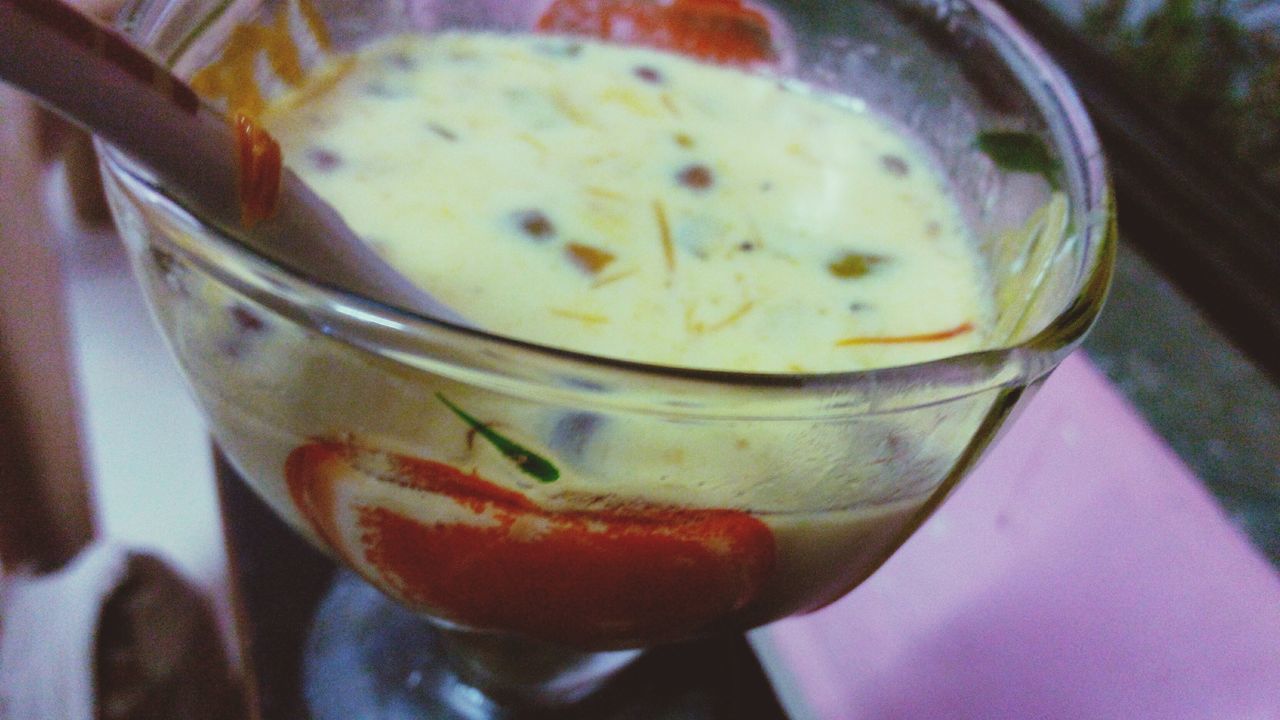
[536,0,779,66]
[285,440,775,646]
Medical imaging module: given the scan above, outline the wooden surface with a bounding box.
[0,0,124,569]
[0,86,95,571]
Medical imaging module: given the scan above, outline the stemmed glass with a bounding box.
[97,0,1114,716]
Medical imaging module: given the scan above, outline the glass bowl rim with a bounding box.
[100,0,1116,415]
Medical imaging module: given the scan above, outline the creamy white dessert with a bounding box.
[261,32,990,372]
[150,30,997,646]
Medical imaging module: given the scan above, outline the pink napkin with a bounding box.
[750,352,1280,720]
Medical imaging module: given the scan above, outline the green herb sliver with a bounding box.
[436,393,561,483]
[975,131,1062,189]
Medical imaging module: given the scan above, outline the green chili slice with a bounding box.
[437,393,561,482]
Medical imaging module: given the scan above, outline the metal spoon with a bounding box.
[0,0,464,324]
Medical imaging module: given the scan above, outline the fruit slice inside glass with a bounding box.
[97,0,1114,714]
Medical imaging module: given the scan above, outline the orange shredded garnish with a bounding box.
[591,268,639,288]
[661,93,681,117]
[191,24,270,115]
[685,300,755,335]
[516,132,549,154]
[551,308,610,324]
[706,301,755,333]
[653,200,675,273]
[234,112,283,228]
[268,56,356,115]
[550,89,590,125]
[293,0,333,52]
[585,186,626,201]
[189,0,330,115]
[835,322,975,347]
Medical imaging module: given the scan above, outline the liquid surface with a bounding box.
[262,32,991,372]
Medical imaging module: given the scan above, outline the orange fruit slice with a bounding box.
[536,0,779,66]
[285,440,775,646]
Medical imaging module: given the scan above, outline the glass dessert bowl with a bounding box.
[98,0,1114,715]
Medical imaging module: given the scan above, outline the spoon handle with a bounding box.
[0,0,463,323]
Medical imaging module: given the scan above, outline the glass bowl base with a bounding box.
[303,571,640,718]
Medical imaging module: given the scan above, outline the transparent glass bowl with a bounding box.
[99,0,1113,710]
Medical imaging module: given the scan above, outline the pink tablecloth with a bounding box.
[751,352,1280,720]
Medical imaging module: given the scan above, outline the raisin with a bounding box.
[386,52,415,71]
[828,252,886,279]
[306,147,342,172]
[633,66,665,84]
[427,123,459,142]
[230,304,265,332]
[222,304,268,358]
[566,243,616,274]
[881,155,909,176]
[677,164,714,190]
[514,209,556,240]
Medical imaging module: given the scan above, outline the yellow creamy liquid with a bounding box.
[168,31,999,640]
[262,32,990,372]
